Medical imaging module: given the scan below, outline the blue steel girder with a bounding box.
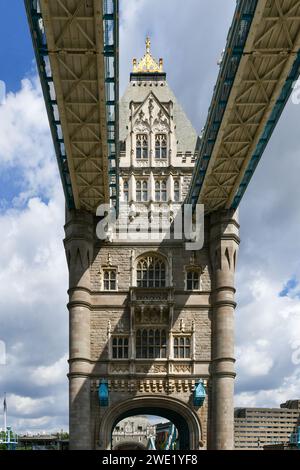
[24,0,119,213]
[188,0,300,213]
[24,0,75,209]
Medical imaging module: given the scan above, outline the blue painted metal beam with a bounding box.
[187,0,259,209]
[24,0,75,210]
[231,50,300,209]
[103,0,119,211]
[25,0,120,212]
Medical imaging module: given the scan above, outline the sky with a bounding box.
[0,0,300,434]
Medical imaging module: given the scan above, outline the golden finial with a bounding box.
[146,36,151,54]
[132,36,164,74]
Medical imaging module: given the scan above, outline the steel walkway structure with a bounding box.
[25,0,300,214]
[188,0,300,213]
[25,0,119,212]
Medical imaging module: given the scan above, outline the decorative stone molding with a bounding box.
[108,364,130,375]
[135,364,167,374]
[171,364,192,374]
[91,378,208,394]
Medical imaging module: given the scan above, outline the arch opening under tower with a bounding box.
[100,396,202,450]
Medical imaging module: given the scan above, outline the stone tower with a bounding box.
[65,38,239,450]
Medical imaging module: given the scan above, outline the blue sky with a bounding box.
[0,0,300,433]
[0,1,34,93]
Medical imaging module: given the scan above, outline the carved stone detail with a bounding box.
[172,364,192,374]
[135,364,167,374]
[108,364,130,374]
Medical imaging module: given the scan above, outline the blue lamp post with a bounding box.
[98,379,109,406]
[193,380,206,407]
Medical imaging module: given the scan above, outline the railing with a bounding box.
[103,0,119,212]
[130,287,173,304]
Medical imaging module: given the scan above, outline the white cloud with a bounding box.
[236,344,273,378]
[0,74,68,433]
[8,394,56,417]
[30,355,68,387]
[1,0,300,435]
[0,75,58,204]
[235,368,300,408]
[234,80,300,406]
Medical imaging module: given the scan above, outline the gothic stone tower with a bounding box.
[64,38,240,450]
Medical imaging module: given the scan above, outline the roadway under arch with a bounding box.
[99,395,202,450]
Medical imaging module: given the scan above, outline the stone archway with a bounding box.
[114,442,147,450]
[99,395,202,450]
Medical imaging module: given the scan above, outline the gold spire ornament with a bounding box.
[133,37,164,74]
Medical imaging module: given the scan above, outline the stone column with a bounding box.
[209,209,240,450]
[64,208,94,450]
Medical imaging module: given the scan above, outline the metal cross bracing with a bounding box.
[188,0,300,213]
[25,0,119,213]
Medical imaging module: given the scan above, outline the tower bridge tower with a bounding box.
[65,38,239,450]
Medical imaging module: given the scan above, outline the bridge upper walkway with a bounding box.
[25,0,119,212]
[25,1,300,215]
[188,0,300,212]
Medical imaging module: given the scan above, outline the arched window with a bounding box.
[174,180,180,202]
[155,134,167,159]
[136,329,167,358]
[136,134,148,160]
[155,180,167,202]
[136,180,148,202]
[136,255,166,288]
[123,180,129,202]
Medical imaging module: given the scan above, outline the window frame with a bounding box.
[136,328,167,359]
[103,268,118,291]
[136,256,166,288]
[155,179,168,202]
[185,269,201,291]
[136,179,149,202]
[136,133,149,160]
[123,179,129,202]
[174,180,180,202]
[155,134,167,160]
[173,335,191,359]
[112,336,129,359]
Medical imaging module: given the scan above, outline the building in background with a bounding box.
[112,416,155,450]
[234,400,300,450]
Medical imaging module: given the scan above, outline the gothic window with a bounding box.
[136,134,149,160]
[136,329,167,358]
[103,269,117,291]
[174,180,180,202]
[174,336,191,359]
[155,134,167,159]
[136,256,166,288]
[155,180,167,202]
[112,337,129,359]
[136,180,148,202]
[186,270,200,291]
[123,180,129,202]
